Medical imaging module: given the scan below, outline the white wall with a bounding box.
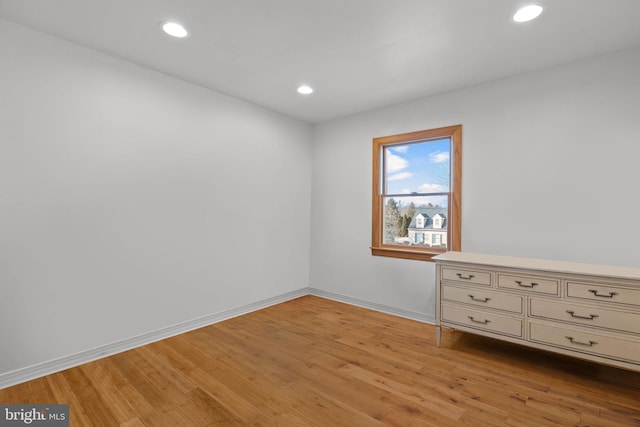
[0,19,312,375]
[310,47,640,319]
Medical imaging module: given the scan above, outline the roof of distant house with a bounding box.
[408,207,447,229]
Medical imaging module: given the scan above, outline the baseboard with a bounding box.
[0,287,434,389]
[0,287,309,390]
[308,288,435,324]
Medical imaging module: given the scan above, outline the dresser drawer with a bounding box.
[529,321,640,364]
[566,282,640,306]
[441,304,523,337]
[441,267,491,286]
[442,284,523,314]
[530,298,640,334]
[497,274,559,295]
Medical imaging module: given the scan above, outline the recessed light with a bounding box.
[297,85,314,95]
[162,21,190,38]
[513,5,543,22]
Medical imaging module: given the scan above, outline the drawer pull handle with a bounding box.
[468,316,490,324]
[588,289,618,298]
[468,294,491,303]
[457,273,475,280]
[515,280,539,288]
[565,310,599,320]
[565,336,598,347]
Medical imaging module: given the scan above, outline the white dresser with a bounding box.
[434,252,640,372]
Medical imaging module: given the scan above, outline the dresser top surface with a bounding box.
[434,251,640,281]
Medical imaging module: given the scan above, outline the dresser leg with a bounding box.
[436,326,441,347]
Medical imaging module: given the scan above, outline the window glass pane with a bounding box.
[384,138,450,195]
[382,195,448,248]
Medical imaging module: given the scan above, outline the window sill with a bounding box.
[370,246,445,262]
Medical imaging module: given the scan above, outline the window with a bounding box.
[434,216,442,229]
[371,125,461,261]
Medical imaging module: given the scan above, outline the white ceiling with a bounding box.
[2,0,640,124]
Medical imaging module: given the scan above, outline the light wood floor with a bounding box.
[1,296,639,426]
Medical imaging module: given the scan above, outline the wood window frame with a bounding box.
[371,125,462,262]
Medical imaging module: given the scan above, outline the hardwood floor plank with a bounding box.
[62,367,120,427]
[119,417,146,427]
[180,387,243,425]
[183,368,269,425]
[276,380,381,427]
[1,295,638,426]
[46,372,93,427]
[26,377,56,403]
[78,361,138,424]
[108,351,188,415]
[337,362,465,421]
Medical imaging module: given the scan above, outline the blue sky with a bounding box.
[385,137,450,195]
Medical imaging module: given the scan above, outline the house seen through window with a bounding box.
[371,125,461,261]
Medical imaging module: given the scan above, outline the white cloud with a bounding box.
[429,151,449,163]
[386,152,408,172]
[418,183,448,193]
[401,188,411,194]
[390,145,409,154]
[388,172,413,181]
